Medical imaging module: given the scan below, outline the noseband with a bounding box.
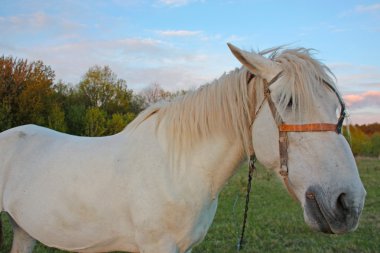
[249,71,346,199]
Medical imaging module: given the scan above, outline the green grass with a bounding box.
[193,158,380,253]
[1,158,379,253]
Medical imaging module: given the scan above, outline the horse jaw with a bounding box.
[289,132,367,234]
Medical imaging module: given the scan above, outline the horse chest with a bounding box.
[164,197,219,252]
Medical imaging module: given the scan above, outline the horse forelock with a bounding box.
[261,47,341,122]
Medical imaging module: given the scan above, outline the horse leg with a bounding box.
[137,234,180,253]
[0,214,3,249]
[9,217,36,253]
[140,244,179,253]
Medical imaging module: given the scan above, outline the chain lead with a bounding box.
[237,154,256,251]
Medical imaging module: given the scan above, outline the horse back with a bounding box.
[0,124,64,164]
[0,124,72,211]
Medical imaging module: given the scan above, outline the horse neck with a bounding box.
[195,135,246,198]
[157,68,254,158]
[156,125,246,199]
[155,68,254,197]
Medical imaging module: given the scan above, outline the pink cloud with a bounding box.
[344,90,380,108]
[343,91,380,124]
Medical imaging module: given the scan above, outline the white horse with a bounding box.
[0,44,366,253]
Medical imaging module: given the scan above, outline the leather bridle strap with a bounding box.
[239,70,346,249]
[279,123,338,132]
[239,71,346,249]
[261,72,346,200]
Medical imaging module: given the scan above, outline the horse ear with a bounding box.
[227,43,282,82]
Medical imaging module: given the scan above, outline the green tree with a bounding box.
[370,133,380,157]
[0,56,56,130]
[76,65,143,136]
[0,57,145,136]
[129,94,147,114]
[84,107,106,136]
[65,103,86,135]
[347,126,371,156]
[79,65,133,114]
[106,113,127,135]
[48,103,67,132]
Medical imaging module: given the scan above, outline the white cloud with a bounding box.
[124,66,213,91]
[328,63,380,93]
[355,3,380,13]
[156,30,202,37]
[225,34,246,43]
[1,36,226,92]
[159,0,189,6]
[0,11,87,41]
[157,0,203,7]
[0,12,50,31]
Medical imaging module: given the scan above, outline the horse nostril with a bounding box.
[306,192,315,200]
[337,193,349,211]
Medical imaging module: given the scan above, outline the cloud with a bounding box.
[157,0,203,7]
[344,91,380,108]
[1,38,163,82]
[158,0,190,6]
[328,63,380,93]
[0,11,87,41]
[327,62,380,124]
[123,66,213,91]
[355,3,380,13]
[156,30,202,37]
[0,11,50,31]
[1,36,224,92]
[347,108,380,124]
[344,91,380,124]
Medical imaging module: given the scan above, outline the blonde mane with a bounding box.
[263,47,338,120]
[126,47,341,160]
[156,68,253,159]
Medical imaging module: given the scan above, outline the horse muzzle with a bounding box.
[303,185,365,234]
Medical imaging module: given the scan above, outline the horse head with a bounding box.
[228,43,366,234]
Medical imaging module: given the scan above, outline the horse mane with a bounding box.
[156,68,253,159]
[126,46,341,160]
[262,47,339,121]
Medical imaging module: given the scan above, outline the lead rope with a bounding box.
[237,154,256,250]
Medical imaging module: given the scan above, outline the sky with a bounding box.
[1,0,379,124]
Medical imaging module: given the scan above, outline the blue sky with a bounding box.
[1,0,379,123]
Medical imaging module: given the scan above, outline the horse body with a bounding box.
[0,115,241,252]
[0,44,366,252]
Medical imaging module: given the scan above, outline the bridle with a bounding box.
[239,70,346,249]
[238,70,346,249]
[249,71,346,198]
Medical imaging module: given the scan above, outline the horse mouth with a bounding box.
[304,186,360,234]
[304,191,333,233]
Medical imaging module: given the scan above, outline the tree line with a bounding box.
[1,55,379,157]
[0,56,174,136]
[345,124,380,158]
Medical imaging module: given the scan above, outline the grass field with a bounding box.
[1,158,379,253]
